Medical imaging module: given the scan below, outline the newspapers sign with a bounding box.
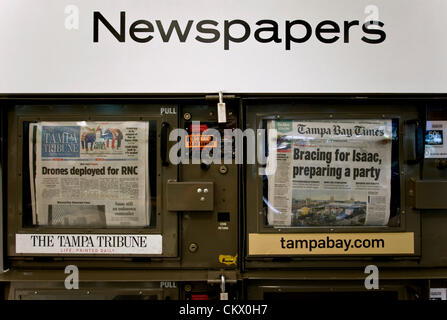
[29,121,150,227]
[266,119,392,227]
[2,0,447,93]
[16,234,162,255]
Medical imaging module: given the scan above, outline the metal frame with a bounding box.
[0,162,4,273]
[7,104,179,259]
[244,100,424,266]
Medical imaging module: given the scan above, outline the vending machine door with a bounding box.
[244,99,423,268]
[7,103,179,261]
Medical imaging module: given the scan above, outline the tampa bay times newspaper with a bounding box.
[266,119,392,227]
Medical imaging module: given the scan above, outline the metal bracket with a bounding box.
[166,181,214,211]
[204,94,237,101]
[207,270,238,284]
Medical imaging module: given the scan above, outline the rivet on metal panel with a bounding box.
[184,113,191,120]
[329,114,333,118]
[219,165,228,174]
[204,189,209,194]
[184,284,192,292]
[409,190,414,196]
[188,243,198,253]
[200,197,205,201]
[197,188,203,193]
[401,210,406,214]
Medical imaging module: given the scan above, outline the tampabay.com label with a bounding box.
[249,232,414,255]
[15,234,162,255]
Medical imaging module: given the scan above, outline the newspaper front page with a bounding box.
[29,121,149,227]
[266,120,392,227]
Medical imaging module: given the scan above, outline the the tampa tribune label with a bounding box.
[15,234,162,255]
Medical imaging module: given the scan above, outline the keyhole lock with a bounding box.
[188,242,198,253]
[219,165,228,174]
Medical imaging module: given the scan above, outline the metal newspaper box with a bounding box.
[1,100,240,300]
[243,99,445,300]
[245,100,423,264]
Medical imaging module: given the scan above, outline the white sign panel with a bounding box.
[16,234,162,255]
[430,288,447,300]
[1,0,447,93]
[425,121,447,158]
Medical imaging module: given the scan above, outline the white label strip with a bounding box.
[16,234,162,255]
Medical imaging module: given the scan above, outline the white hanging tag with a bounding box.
[217,91,226,123]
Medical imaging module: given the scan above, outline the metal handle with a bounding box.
[220,274,226,293]
[161,122,170,167]
[405,119,425,164]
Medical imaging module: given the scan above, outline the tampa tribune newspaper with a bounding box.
[266,119,392,227]
[29,121,149,227]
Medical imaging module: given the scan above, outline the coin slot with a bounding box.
[218,212,230,222]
